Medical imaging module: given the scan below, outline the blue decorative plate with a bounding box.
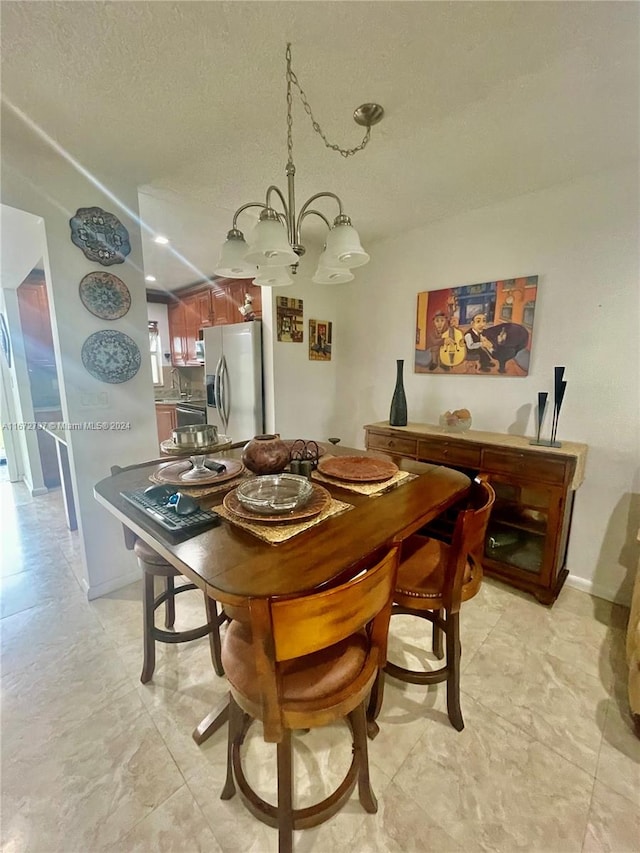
[70,207,131,266]
[79,272,131,320]
[81,330,141,384]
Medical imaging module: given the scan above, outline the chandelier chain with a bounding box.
[285,43,372,161]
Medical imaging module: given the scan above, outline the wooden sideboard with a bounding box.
[364,421,588,604]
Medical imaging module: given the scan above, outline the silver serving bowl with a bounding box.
[172,424,219,449]
[236,473,313,515]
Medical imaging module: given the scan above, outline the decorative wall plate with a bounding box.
[0,313,11,368]
[81,330,141,384]
[69,207,131,265]
[79,272,131,320]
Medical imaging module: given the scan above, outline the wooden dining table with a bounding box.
[94,442,470,742]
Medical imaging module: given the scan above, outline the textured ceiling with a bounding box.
[2,1,638,289]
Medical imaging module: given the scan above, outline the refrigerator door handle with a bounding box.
[220,355,230,433]
[214,357,223,414]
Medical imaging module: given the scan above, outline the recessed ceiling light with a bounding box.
[153,235,169,245]
[145,275,156,282]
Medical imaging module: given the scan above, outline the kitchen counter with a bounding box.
[154,397,206,405]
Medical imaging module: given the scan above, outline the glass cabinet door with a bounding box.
[484,479,556,579]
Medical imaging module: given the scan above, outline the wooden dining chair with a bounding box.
[111,462,227,683]
[219,544,400,853]
[370,476,494,732]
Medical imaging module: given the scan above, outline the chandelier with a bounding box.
[214,44,383,286]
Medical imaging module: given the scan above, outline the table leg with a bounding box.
[192,696,230,745]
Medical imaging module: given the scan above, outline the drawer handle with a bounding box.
[388,440,395,447]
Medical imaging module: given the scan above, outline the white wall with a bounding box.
[265,249,346,442]
[333,165,639,604]
[2,144,158,599]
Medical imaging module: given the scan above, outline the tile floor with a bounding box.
[1,478,638,853]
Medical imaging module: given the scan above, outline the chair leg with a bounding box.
[349,702,378,814]
[277,729,294,853]
[445,611,464,731]
[366,669,385,738]
[221,695,242,800]
[204,594,224,677]
[140,571,156,684]
[164,575,176,629]
[432,608,444,659]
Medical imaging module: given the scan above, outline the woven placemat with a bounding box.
[148,469,253,499]
[214,497,354,544]
[311,467,418,496]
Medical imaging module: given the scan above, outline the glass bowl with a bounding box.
[235,473,314,515]
[438,414,472,433]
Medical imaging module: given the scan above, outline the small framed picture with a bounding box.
[309,319,332,361]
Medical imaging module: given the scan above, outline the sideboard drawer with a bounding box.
[481,449,567,484]
[367,432,417,457]
[417,439,482,468]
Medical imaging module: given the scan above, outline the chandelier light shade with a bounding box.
[253,265,294,287]
[215,230,257,278]
[312,266,355,284]
[244,213,299,267]
[213,44,383,286]
[319,217,370,269]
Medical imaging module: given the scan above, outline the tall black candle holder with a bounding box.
[529,367,566,448]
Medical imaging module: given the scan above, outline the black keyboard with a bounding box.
[120,489,219,534]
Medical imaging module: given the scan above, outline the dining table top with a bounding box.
[94,442,470,608]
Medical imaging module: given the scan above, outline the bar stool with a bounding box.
[370,476,495,732]
[134,537,225,684]
[110,462,227,685]
[220,544,400,853]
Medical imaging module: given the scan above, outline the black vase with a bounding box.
[389,359,408,426]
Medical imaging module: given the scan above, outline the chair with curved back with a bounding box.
[111,461,227,684]
[370,476,494,732]
[219,544,400,853]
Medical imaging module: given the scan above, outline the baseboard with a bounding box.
[566,573,629,606]
[30,485,49,496]
[85,568,141,600]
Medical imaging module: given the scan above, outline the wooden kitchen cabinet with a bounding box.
[168,289,211,365]
[194,290,214,327]
[182,296,201,364]
[17,277,55,364]
[166,279,264,365]
[210,285,235,326]
[364,421,588,604]
[168,300,187,365]
[156,403,177,446]
[241,282,263,318]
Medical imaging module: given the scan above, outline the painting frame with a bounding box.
[309,319,332,361]
[276,296,303,343]
[415,276,538,376]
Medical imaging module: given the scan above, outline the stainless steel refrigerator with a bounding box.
[204,321,264,441]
